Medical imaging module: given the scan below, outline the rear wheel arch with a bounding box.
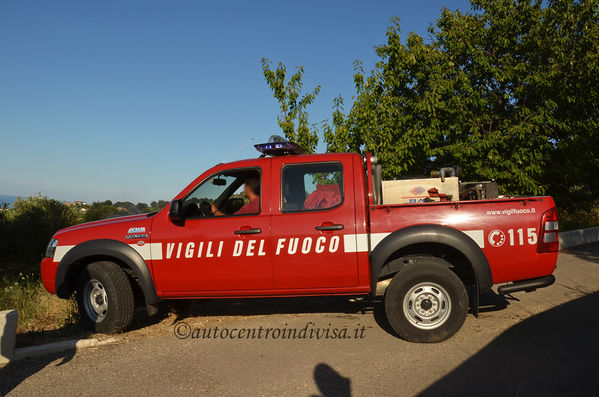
[55,239,160,314]
[370,225,493,299]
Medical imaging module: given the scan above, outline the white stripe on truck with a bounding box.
[53,229,485,262]
[463,230,485,248]
[53,245,75,262]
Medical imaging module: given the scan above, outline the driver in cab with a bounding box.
[211,177,260,216]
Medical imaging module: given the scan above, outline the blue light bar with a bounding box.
[254,141,303,156]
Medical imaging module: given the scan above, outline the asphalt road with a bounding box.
[2,244,599,396]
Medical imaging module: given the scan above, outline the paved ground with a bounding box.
[2,244,599,396]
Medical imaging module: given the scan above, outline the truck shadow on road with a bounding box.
[123,295,381,334]
[166,296,374,322]
[419,291,599,396]
[126,295,394,335]
[126,290,512,338]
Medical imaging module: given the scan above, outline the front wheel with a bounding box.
[384,262,468,343]
[75,261,134,333]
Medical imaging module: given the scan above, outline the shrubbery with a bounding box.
[1,196,82,274]
[0,195,168,332]
[0,195,168,277]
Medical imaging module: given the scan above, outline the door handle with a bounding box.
[315,224,344,231]
[234,228,262,235]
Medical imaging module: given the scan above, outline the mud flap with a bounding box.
[468,283,480,318]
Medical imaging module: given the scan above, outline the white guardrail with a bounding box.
[559,226,599,250]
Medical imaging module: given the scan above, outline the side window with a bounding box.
[281,163,343,212]
[182,169,261,218]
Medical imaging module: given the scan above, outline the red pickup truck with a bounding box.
[41,141,559,342]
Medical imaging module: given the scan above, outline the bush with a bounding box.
[1,195,82,275]
[558,202,599,232]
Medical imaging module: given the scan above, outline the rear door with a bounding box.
[270,156,359,290]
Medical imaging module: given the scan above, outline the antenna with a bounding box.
[219,137,254,164]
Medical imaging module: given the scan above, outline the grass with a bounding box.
[0,272,78,334]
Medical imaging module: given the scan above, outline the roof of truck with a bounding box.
[219,152,362,168]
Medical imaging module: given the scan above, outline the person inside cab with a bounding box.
[211,177,260,216]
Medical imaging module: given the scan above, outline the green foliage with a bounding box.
[82,200,168,222]
[2,195,82,268]
[0,273,77,332]
[83,202,120,222]
[0,195,168,333]
[558,201,599,231]
[149,200,169,211]
[323,0,599,207]
[261,58,321,153]
[322,95,349,153]
[136,202,149,212]
[312,171,342,186]
[0,195,169,277]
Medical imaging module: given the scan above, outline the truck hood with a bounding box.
[55,213,156,236]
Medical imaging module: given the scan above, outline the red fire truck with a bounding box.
[41,140,559,342]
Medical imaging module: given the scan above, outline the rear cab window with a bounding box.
[281,162,343,212]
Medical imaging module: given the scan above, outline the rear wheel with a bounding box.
[384,262,468,343]
[75,261,134,333]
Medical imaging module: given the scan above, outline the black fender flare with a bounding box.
[55,239,160,313]
[370,224,493,295]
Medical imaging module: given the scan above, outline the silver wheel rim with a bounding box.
[403,282,451,330]
[83,279,108,322]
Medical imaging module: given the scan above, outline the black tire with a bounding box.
[75,261,134,334]
[384,262,468,343]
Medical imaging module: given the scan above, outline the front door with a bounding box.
[151,166,272,295]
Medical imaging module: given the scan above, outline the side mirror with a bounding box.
[168,199,183,222]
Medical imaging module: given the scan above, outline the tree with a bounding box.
[0,196,172,276]
[84,202,119,222]
[148,200,169,212]
[114,201,138,214]
[135,202,149,212]
[324,0,599,204]
[261,58,321,153]
[322,95,349,153]
[2,195,82,272]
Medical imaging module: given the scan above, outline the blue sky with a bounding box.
[1,0,471,203]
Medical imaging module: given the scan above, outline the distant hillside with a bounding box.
[0,195,18,206]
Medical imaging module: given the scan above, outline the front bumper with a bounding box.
[40,257,58,294]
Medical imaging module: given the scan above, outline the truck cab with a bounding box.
[151,152,369,295]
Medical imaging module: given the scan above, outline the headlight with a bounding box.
[45,238,58,258]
